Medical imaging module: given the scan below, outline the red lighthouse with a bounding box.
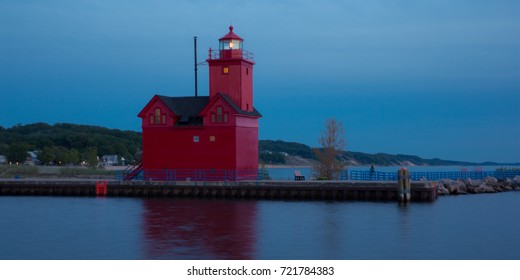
[136,26,261,180]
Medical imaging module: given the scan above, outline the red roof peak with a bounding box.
[219,25,243,41]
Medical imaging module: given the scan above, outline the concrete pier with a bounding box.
[0,180,437,202]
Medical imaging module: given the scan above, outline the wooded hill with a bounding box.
[0,123,141,165]
[1,123,515,166]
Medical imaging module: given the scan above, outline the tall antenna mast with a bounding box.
[194,36,198,97]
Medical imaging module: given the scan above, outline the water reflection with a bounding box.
[396,203,412,257]
[1,192,518,260]
[322,203,342,259]
[141,198,257,259]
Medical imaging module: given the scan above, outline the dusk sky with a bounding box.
[1,0,519,163]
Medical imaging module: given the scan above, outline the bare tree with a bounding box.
[313,118,346,180]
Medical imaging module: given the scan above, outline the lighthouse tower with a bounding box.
[136,26,261,180]
[207,25,255,112]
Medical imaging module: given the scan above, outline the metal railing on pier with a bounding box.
[116,167,519,183]
[347,170,520,181]
[116,168,268,183]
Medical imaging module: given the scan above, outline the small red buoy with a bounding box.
[95,181,107,196]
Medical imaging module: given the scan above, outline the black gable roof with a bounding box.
[156,94,261,118]
[218,94,262,117]
[157,95,209,117]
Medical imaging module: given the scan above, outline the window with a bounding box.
[217,107,223,123]
[220,40,242,50]
[211,113,216,123]
[155,108,161,124]
[222,67,229,74]
[246,68,249,75]
[210,136,215,142]
[224,113,228,123]
[149,109,166,125]
[193,136,199,143]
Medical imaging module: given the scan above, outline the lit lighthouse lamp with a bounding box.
[219,25,244,58]
[222,39,241,50]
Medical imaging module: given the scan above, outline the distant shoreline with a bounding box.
[2,123,518,167]
[263,163,520,168]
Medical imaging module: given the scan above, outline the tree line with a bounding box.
[0,123,141,166]
[0,120,347,179]
[1,123,315,166]
[1,122,492,169]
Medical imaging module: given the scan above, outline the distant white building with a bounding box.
[102,155,118,166]
[0,155,6,164]
[25,151,40,165]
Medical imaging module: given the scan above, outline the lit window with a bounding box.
[217,107,223,123]
[149,115,154,124]
[193,136,199,143]
[220,40,242,50]
[155,108,161,124]
[222,67,229,74]
[162,114,166,124]
[210,136,215,142]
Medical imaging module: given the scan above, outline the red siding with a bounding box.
[235,125,258,170]
[241,65,253,112]
[142,125,238,170]
[142,109,259,172]
[208,59,254,112]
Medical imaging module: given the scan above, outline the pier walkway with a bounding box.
[0,179,437,202]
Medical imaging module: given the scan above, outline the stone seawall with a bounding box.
[436,176,520,195]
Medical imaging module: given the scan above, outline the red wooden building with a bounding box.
[136,26,261,180]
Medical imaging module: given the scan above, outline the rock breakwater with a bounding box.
[436,176,520,195]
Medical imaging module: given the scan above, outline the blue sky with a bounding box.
[1,0,519,163]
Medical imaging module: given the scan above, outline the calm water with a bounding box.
[1,191,519,260]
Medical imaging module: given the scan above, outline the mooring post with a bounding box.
[397,168,411,203]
